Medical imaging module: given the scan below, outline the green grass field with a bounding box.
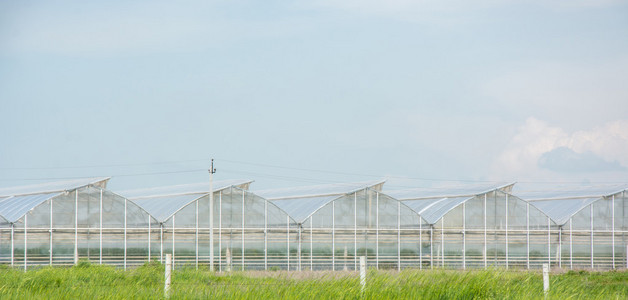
[0,262,626,299]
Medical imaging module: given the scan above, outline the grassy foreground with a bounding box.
[0,262,626,299]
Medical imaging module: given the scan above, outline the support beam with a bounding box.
[124,198,127,270]
[332,200,335,271]
[484,194,487,269]
[218,191,222,272]
[376,192,379,269]
[462,202,466,270]
[264,197,268,271]
[612,195,615,269]
[75,190,78,265]
[100,190,103,265]
[397,200,401,271]
[505,194,509,269]
[50,198,53,265]
[526,202,530,270]
[24,214,27,271]
[590,205,594,269]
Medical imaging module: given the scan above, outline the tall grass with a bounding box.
[0,262,626,299]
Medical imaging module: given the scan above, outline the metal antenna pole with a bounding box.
[209,159,216,271]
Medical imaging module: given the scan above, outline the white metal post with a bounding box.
[99,189,103,265]
[24,214,27,271]
[209,160,215,271]
[419,218,422,269]
[310,218,313,270]
[160,224,163,263]
[264,197,268,270]
[360,256,366,291]
[11,223,14,267]
[547,218,551,267]
[148,214,151,262]
[590,205,594,268]
[484,194,487,269]
[612,195,615,269]
[569,219,573,269]
[505,193,509,269]
[441,217,445,267]
[50,198,53,265]
[164,254,172,297]
[344,246,348,271]
[286,215,290,271]
[218,191,222,271]
[375,192,379,269]
[242,191,245,270]
[354,193,357,270]
[558,227,562,269]
[172,216,176,268]
[298,225,302,271]
[124,198,127,270]
[397,200,401,271]
[430,226,433,269]
[195,200,198,269]
[332,200,335,271]
[226,248,232,272]
[543,263,549,294]
[75,190,78,265]
[526,202,530,269]
[462,202,466,270]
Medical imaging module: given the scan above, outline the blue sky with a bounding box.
[1,0,628,191]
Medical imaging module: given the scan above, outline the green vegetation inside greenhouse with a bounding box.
[0,262,627,299]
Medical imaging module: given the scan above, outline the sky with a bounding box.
[1,0,628,192]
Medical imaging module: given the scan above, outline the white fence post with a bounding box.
[344,246,348,271]
[542,263,549,295]
[165,254,172,298]
[226,248,232,272]
[360,256,367,292]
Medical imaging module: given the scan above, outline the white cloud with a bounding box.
[491,117,628,180]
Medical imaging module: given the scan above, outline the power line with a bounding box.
[0,169,207,182]
[0,159,208,170]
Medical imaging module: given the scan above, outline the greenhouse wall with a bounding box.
[429,191,558,270]
[0,185,158,270]
[1,179,627,271]
[130,185,298,271]
[284,188,429,271]
[553,191,628,269]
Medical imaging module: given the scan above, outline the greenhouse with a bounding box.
[257,181,429,271]
[519,185,628,270]
[1,177,626,271]
[387,183,558,270]
[122,180,298,271]
[0,177,156,270]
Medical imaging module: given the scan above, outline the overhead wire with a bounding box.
[0,157,626,186]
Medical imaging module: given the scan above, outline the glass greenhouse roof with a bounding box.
[122,179,253,223]
[528,198,599,226]
[257,180,385,200]
[388,183,515,225]
[386,182,514,200]
[0,177,111,223]
[121,179,252,199]
[404,196,470,225]
[514,184,628,201]
[257,180,386,224]
[272,195,339,224]
[517,185,628,226]
[0,177,110,197]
